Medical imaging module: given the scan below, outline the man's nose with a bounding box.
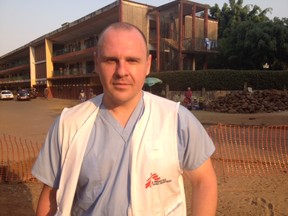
[116,61,128,77]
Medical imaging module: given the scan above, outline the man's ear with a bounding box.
[94,51,99,74]
[146,54,152,76]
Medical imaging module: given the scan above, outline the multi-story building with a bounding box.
[0,0,218,99]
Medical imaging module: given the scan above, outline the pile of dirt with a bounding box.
[207,89,288,113]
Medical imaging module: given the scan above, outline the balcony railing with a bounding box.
[160,37,218,53]
[183,37,218,51]
[54,46,82,56]
[53,40,97,57]
[0,75,30,84]
[52,68,94,77]
[0,60,30,71]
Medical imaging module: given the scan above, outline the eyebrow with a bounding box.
[100,55,142,62]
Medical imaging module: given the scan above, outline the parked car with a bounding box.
[17,89,30,101]
[0,90,14,100]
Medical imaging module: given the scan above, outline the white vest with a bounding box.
[55,92,186,216]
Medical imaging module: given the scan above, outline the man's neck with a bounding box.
[103,92,143,127]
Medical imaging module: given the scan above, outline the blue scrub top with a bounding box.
[32,97,215,216]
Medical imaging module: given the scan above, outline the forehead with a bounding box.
[103,26,145,41]
[99,28,147,53]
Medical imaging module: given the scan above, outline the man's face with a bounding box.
[96,28,151,107]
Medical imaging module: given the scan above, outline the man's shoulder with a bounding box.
[61,94,102,120]
[144,91,178,105]
[143,92,180,117]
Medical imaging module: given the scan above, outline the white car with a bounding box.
[0,90,14,100]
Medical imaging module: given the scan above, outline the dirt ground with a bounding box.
[0,97,287,215]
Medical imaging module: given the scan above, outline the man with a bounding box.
[79,89,86,102]
[32,22,217,216]
[184,87,193,110]
[44,87,49,99]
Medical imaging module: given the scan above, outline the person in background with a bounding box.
[184,86,193,110]
[89,87,95,99]
[79,89,86,102]
[44,87,49,99]
[32,22,217,216]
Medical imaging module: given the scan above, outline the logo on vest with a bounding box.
[145,173,172,188]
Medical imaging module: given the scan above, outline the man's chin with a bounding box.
[111,92,141,105]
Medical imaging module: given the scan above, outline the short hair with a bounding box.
[97,22,148,55]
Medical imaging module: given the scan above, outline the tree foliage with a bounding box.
[209,0,288,70]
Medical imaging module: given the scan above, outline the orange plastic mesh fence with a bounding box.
[0,134,42,183]
[207,124,288,177]
[1,125,287,183]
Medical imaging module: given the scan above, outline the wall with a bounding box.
[122,2,149,40]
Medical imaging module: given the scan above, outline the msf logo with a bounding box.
[145,173,171,189]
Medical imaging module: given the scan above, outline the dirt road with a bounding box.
[0,98,79,143]
[0,97,287,216]
[1,97,287,144]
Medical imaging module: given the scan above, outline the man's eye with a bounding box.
[105,59,116,64]
[127,59,139,64]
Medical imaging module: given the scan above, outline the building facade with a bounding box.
[0,0,218,99]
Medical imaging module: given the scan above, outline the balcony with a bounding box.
[161,37,218,54]
[52,46,96,63]
[0,62,30,74]
[183,37,218,53]
[0,75,30,84]
[50,69,95,80]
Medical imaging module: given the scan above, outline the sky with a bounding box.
[0,0,287,57]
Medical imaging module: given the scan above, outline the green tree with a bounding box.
[208,0,288,70]
[209,0,271,38]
